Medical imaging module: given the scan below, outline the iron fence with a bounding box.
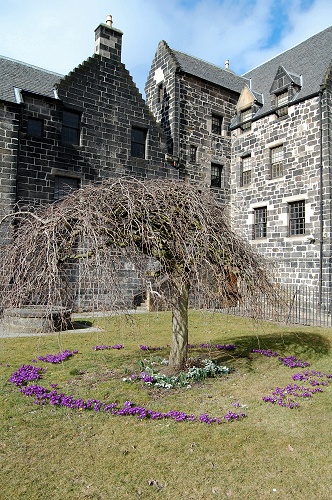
[216,284,332,328]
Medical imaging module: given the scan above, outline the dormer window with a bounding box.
[270,66,302,117]
[241,108,252,131]
[232,85,263,132]
[276,91,288,117]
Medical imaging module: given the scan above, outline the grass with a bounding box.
[1,310,331,499]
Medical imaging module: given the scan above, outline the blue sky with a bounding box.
[1,0,332,96]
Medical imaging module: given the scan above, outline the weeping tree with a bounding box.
[0,177,277,372]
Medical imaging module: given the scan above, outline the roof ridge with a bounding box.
[171,47,246,78]
[0,54,63,77]
[243,24,332,76]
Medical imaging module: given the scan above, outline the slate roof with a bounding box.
[170,48,249,94]
[243,25,332,116]
[0,55,63,104]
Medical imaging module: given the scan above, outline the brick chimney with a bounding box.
[95,15,123,61]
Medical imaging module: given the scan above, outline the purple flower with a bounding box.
[262,369,330,409]
[252,349,279,357]
[278,356,310,368]
[10,364,44,386]
[139,345,163,351]
[140,371,154,383]
[11,369,245,426]
[92,344,124,351]
[38,350,77,364]
[253,350,310,369]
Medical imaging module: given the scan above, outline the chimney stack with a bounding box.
[225,59,230,69]
[95,15,123,61]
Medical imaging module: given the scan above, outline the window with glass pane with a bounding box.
[190,145,197,162]
[54,176,79,201]
[276,91,288,116]
[271,145,283,178]
[289,200,305,235]
[241,156,251,186]
[254,207,267,239]
[158,83,164,103]
[131,127,147,158]
[211,164,223,188]
[27,117,43,138]
[211,114,222,135]
[62,110,81,145]
[241,108,251,131]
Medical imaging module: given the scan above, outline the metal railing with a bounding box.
[217,284,332,327]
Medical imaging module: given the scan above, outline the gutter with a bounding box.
[15,106,23,205]
[318,86,325,303]
[174,69,182,178]
[230,91,321,131]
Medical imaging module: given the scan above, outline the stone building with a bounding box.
[2,16,332,308]
[145,26,332,300]
[0,17,176,308]
[145,41,248,203]
[230,27,332,296]
[0,16,174,215]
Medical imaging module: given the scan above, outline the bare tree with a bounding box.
[0,177,277,372]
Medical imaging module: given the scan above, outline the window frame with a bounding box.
[131,126,147,159]
[61,110,81,145]
[289,200,305,236]
[241,107,252,131]
[158,83,164,103]
[271,145,283,179]
[54,175,80,202]
[241,155,251,187]
[253,207,267,239]
[189,145,197,163]
[211,114,223,135]
[211,163,224,188]
[27,117,44,138]
[276,90,289,117]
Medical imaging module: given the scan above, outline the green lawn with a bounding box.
[1,311,331,499]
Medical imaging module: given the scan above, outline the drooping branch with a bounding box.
[0,177,278,371]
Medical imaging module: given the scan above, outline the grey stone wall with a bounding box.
[178,73,238,201]
[14,54,175,209]
[0,27,178,310]
[230,95,324,288]
[145,41,239,202]
[321,70,332,297]
[0,102,19,235]
[145,41,179,159]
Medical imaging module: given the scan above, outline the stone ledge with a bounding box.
[2,306,71,333]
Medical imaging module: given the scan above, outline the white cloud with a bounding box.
[1,0,332,94]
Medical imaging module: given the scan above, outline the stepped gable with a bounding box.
[243,25,332,116]
[170,48,249,93]
[0,55,63,103]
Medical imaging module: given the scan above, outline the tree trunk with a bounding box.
[169,281,190,372]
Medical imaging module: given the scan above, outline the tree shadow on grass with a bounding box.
[212,331,331,367]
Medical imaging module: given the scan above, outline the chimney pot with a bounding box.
[106,15,113,27]
[225,59,230,69]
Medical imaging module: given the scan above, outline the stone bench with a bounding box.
[2,306,72,333]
